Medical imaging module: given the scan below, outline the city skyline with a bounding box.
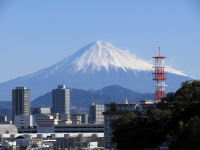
[0,1,199,149]
[0,0,199,82]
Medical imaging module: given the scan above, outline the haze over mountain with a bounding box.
[0,41,192,101]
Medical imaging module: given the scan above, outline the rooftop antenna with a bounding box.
[124,98,128,104]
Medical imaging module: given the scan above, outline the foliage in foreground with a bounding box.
[112,80,200,150]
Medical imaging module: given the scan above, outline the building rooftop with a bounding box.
[0,124,18,134]
[16,87,27,89]
[58,85,66,89]
[104,103,138,106]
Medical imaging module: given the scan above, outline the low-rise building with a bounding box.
[58,120,72,125]
[0,124,18,134]
[71,114,82,124]
[14,115,33,128]
[55,124,104,133]
[31,107,51,115]
[0,133,104,150]
[36,114,59,133]
[140,100,155,112]
[71,114,89,124]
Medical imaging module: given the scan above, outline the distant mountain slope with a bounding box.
[32,85,154,113]
[32,88,114,113]
[95,85,146,103]
[0,101,12,120]
[0,41,192,101]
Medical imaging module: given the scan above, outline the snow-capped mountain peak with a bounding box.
[54,41,185,77]
[70,41,153,72]
[24,41,188,78]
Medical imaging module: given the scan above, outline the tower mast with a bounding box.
[153,47,167,101]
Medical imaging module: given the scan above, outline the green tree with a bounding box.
[170,116,200,150]
[112,110,171,150]
[112,80,200,150]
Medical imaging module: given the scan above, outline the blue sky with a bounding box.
[0,0,199,82]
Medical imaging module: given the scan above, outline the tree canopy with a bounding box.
[112,80,200,150]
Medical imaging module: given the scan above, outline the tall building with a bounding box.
[89,103,104,124]
[52,85,70,120]
[12,87,31,121]
[103,102,138,150]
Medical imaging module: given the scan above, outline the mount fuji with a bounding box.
[0,41,192,101]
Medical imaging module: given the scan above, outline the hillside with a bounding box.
[32,85,154,113]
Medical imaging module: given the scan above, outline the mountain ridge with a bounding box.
[0,41,192,100]
[32,85,154,113]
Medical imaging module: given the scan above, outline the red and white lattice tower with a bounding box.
[153,47,167,101]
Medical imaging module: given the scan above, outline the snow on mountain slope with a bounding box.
[72,41,152,72]
[35,41,187,76]
[14,41,189,82]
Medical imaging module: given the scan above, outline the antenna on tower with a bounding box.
[153,47,167,102]
[70,85,72,92]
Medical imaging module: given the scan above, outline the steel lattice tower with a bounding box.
[153,47,167,101]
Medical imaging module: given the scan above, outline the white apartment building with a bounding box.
[103,102,138,150]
